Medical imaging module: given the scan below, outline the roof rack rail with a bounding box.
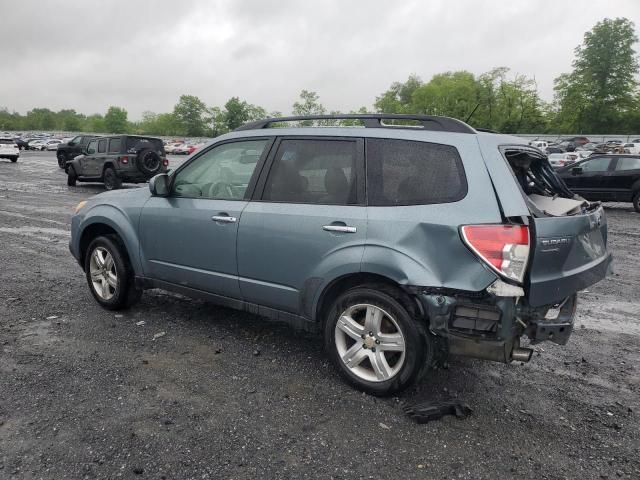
[234,114,476,134]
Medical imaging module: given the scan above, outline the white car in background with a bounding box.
[529,140,549,150]
[0,138,19,162]
[28,139,47,150]
[44,139,64,151]
[622,143,640,154]
[164,142,184,154]
[548,152,580,169]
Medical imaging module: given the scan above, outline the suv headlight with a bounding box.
[74,200,87,213]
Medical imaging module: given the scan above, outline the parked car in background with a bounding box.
[0,137,19,162]
[14,138,29,150]
[43,139,64,151]
[68,114,611,395]
[187,142,206,155]
[164,142,184,154]
[66,135,168,190]
[173,144,192,155]
[56,135,100,168]
[622,143,640,154]
[529,140,549,150]
[27,139,47,150]
[558,154,640,212]
[560,136,590,146]
[548,152,580,169]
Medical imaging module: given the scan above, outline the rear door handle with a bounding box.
[211,215,237,223]
[323,225,357,233]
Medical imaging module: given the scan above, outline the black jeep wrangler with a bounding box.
[66,135,168,190]
[57,135,100,168]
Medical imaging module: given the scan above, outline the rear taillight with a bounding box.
[461,225,530,283]
[162,158,169,166]
[120,156,129,164]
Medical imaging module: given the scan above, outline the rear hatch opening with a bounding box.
[501,146,600,217]
[499,145,611,307]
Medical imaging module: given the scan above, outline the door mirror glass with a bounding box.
[571,166,583,175]
[149,173,170,196]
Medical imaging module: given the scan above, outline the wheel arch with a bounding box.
[313,272,420,326]
[77,211,142,275]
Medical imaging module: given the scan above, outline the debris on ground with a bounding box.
[152,331,166,340]
[136,321,146,326]
[403,400,473,423]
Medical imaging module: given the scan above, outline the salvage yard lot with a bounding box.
[1,151,639,479]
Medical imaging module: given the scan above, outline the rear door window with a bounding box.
[614,157,640,171]
[366,138,467,206]
[261,139,360,205]
[580,157,611,172]
[108,138,121,153]
[98,139,107,154]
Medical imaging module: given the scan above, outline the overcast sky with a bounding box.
[1,0,639,120]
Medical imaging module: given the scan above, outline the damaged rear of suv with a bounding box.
[428,136,612,369]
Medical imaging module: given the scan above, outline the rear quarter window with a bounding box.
[366,138,467,206]
[126,137,164,154]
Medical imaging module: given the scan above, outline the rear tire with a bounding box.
[84,235,142,310]
[324,284,434,396]
[103,167,122,190]
[67,166,77,186]
[10,156,18,163]
[633,191,640,213]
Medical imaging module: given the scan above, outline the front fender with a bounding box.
[74,204,143,275]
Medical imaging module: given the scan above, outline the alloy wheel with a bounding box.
[334,304,406,382]
[89,247,118,300]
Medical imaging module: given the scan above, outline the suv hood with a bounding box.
[90,185,152,206]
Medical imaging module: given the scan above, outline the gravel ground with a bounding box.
[1,151,638,480]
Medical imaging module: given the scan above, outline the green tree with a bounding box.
[374,74,422,113]
[86,114,106,133]
[411,71,478,119]
[553,17,639,133]
[221,97,268,131]
[173,95,208,136]
[292,90,327,126]
[104,106,128,133]
[24,108,56,131]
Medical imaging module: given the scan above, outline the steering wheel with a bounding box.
[206,182,234,199]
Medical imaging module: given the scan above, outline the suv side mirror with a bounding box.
[571,166,583,175]
[149,173,170,197]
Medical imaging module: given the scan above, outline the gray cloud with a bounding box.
[1,0,639,119]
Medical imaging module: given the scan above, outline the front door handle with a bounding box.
[323,225,357,233]
[212,215,237,223]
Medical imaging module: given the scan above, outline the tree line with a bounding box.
[0,17,638,136]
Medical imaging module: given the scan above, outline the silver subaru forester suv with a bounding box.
[69,114,612,395]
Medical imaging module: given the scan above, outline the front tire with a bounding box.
[324,284,434,396]
[84,235,142,310]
